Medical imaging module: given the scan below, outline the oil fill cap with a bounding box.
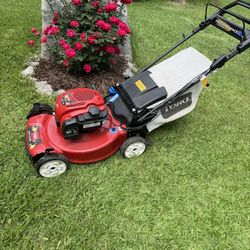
[89,106,100,116]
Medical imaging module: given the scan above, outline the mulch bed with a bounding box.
[34,57,127,94]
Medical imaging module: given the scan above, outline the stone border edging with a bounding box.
[22,56,138,96]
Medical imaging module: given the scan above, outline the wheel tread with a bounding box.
[120,136,147,158]
[35,154,69,177]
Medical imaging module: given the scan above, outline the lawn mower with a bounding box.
[25,0,250,177]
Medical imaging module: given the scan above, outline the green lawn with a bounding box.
[0,0,250,249]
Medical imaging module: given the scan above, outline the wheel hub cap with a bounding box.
[125,142,146,158]
[39,160,67,178]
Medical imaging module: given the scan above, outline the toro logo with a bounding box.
[61,93,74,106]
[161,93,192,119]
[27,126,41,150]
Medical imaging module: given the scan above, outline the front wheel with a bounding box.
[35,154,69,178]
[120,136,147,159]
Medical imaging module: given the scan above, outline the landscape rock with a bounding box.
[35,80,48,86]
[127,62,138,73]
[55,89,65,95]
[22,66,34,77]
[29,77,37,82]
[30,61,39,67]
[34,80,53,95]
[32,55,40,62]
[123,68,134,79]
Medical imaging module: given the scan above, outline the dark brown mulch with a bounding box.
[34,57,127,94]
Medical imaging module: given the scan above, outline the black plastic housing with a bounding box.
[62,107,108,139]
[108,71,167,127]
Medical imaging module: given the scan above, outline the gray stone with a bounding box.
[22,66,34,77]
[35,80,48,86]
[123,68,134,79]
[35,80,53,95]
[30,61,39,67]
[41,0,69,58]
[41,0,53,58]
[118,5,132,62]
[32,55,40,62]
[127,62,138,73]
[30,77,37,82]
[55,89,65,95]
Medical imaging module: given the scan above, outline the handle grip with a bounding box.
[237,39,250,53]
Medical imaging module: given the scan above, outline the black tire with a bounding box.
[27,103,54,119]
[35,154,69,178]
[120,136,147,159]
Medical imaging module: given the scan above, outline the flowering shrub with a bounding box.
[28,0,132,73]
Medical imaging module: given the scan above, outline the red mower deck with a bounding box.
[26,110,127,164]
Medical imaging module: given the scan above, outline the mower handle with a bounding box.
[140,0,250,73]
[238,37,250,51]
[206,1,250,24]
[135,1,250,124]
[224,0,250,10]
[204,0,250,42]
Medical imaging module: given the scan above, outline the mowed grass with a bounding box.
[0,0,250,249]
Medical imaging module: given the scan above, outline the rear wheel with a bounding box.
[35,154,69,178]
[120,136,147,159]
[27,103,54,119]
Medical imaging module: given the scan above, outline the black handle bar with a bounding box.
[139,0,250,73]
[134,1,250,123]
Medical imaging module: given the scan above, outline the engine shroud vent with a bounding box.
[73,90,95,102]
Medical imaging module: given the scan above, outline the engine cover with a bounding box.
[55,88,108,139]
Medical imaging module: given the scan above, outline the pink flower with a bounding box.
[52,18,58,24]
[117,28,127,36]
[109,16,120,25]
[65,48,76,58]
[31,28,37,33]
[27,40,35,46]
[80,33,86,43]
[48,26,59,35]
[121,0,132,4]
[41,36,47,43]
[63,59,70,67]
[97,8,103,13]
[63,43,71,50]
[43,25,52,35]
[88,35,97,45]
[53,11,59,18]
[105,45,115,54]
[96,20,111,32]
[104,3,117,13]
[67,29,76,38]
[35,31,40,36]
[119,22,131,34]
[114,47,120,54]
[71,0,81,6]
[96,20,105,28]
[70,20,79,28]
[91,1,99,8]
[83,64,92,73]
[75,41,83,50]
[104,23,111,32]
[59,38,66,46]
